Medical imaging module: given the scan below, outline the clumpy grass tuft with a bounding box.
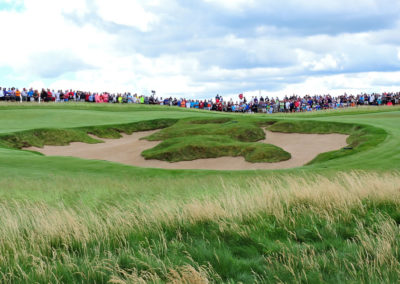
[142,135,291,163]
[1,171,400,283]
[142,118,290,163]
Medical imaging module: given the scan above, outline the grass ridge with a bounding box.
[0,118,178,149]
[267,120,388,165]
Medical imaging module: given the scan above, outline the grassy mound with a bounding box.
[0,128,101,149]
[0,118,177,149]
[142,118,291,163]
[83,118,178,139]
[268,120,387,165]
[145,118,265,142]
[268,120,354,134]
[142,135,290,162]
[188,117,232,124]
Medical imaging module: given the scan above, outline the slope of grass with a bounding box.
[0,104,221,134]
[271,104,400,118]
[0,128,100,149]
[267,120,356,134]
[82,118,178,138]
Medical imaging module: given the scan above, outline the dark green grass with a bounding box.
[0,128,101,149]
[145,118,266,142]
[267,120,356,134]
[187,117,233,124]
[141,118,290,163]
[142,134,291,162]
[82,118,178,138]
[0,118,178,149]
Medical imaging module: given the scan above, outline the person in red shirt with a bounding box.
[294,100,300,111]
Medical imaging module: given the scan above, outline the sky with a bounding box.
[1,0,400,99]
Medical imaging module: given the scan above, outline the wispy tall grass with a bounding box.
[0,171,399,283]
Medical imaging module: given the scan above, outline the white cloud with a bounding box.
[310,54,339,71]
[202,0,255,11]
[0,1,116,83]
[259,71,400,98]
[96,0,158,31]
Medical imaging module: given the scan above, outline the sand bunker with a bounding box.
[26,129,348,170]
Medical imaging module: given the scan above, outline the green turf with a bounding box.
[0,103,221,134]
[0,103,399,283]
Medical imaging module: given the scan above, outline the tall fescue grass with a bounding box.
[1,172,400,283]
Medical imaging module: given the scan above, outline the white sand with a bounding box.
[25,129,349,170]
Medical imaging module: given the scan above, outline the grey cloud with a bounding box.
[27,51,94,78]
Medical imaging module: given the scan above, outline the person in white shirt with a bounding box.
[21,88,28,102]
[286,101,290,112]
[369,94,375,105]
[55,90,60,102]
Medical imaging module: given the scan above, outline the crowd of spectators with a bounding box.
[0,87,399,113]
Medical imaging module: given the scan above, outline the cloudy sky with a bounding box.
[1,0,400,98]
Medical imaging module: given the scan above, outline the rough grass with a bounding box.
[187,117,232,124]
[142,135,291,162]
[267,120,356,134]
[145,118,265,142]
[83,118,178,139]
[0,119,178,149]
[141,118,291,163]
[0,128,101,149]
[1,172,400,283]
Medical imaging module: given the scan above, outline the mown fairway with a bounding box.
[0,103,399,283]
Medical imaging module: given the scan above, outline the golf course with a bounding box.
[0,103,400,283]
